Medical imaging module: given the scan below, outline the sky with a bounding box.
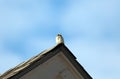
[0,0,120,79]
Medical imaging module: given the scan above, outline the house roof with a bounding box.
[0,43,92,79]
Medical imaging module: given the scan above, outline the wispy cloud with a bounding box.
[0,0,120,79]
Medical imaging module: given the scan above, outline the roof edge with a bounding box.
[0,43,92,79]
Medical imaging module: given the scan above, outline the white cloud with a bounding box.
[0,0,119,79]
[60,0,120,38]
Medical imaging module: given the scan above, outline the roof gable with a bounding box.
[0,43,92,79]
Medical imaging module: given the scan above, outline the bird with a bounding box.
[56,34,64,44]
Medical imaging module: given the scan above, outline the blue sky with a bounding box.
[0,0,120,79]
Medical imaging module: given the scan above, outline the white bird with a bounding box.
[56,34,64,44]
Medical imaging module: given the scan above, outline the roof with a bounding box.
[0,43,92,79]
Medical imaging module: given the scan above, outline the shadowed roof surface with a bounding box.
[0,43,92,79]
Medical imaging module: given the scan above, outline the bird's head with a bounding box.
[57,34,61,36]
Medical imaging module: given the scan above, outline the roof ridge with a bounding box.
[0,44,62,79]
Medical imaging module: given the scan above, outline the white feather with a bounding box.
[56,34,64,44]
